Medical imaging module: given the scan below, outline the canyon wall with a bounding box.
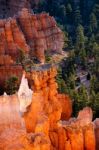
[0,66,98,149]
[0,8,64,63]
[0,1,97,149]
[24,67,96,150]
[0,8,64,86]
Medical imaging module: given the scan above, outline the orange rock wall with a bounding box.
[0,67,97,150]
[94,119,99,150]
[0,65,22,87]
[0,8,64,64]
[0,8,64,86]
[23,67,96,150]
[25,67,71,132]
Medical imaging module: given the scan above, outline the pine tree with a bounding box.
[93,3,99,19]
[59,5,67,23]
[90,13,98,32]
[75,24,85,50]
[5,76,19,95]
[66,3,73,23]
[66,3,72,14]
[74,7,82,25]
[63,31,69,49]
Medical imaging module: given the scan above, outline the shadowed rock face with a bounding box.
[0,0,30,18]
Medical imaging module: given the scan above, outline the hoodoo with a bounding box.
[0,67,97,150]
[0,8,64,87]
[0,0,98,150]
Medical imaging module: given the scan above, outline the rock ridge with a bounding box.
[0,8,64,87]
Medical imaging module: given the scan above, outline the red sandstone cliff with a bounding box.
[24,67,96,150]
[0,8,64,86]
[0,67,97,150]
[0,2,97,149]
[0,8,64,63]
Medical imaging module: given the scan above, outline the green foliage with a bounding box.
[5,76,19,95]
[93,4,99,19]
[63,31,69,49]
[74,7,82,25]
[66,3,72,14]
[18,48,26,69]
[75,24,85,50]
[90,13,98,32]
[56,67,67,94]
[45,54,51,63]
[18,48,35,71]
[72,85,89,116]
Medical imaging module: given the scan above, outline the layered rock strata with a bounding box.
[24,67,95,150]
[0,8,64,86]
[0,65,22,88]
[0,8,64,63]
[94,119,99,150]
[0,66,97,149]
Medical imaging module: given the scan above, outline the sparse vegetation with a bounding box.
[5,76,19,95]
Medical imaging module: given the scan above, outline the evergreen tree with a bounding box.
[75,24,85,50]
[59,5,67,23]
[93,3,99,19]
[5,76,19,95]
[90,13,98,32]
[90,75,97,93]
[66,3,72,14]
[56,67,67,94]
[63,31,69,49]
[74,7,82,25]
[68,36,74,49]
[51,0,60,16]
[66,3,73,23]
[93,42,99,56]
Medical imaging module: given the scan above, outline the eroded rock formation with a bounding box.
[24,68,96,150]
[94,119,99,150]
[0,8,64,86]
[0,8,64,63]
[0,66,98,149]
[18,73,33,113]
[0,1,97,149]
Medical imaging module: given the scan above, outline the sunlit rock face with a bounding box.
[24,68,95,150]
[0,8,64,86]
[0,67,97,150]
[0,8,64,63]
[94,118,99,150]
[0,93,26,150]
[18,73,33,113]
[18,8,64,63]
[0,94,24,130]
[57,107,95,150]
